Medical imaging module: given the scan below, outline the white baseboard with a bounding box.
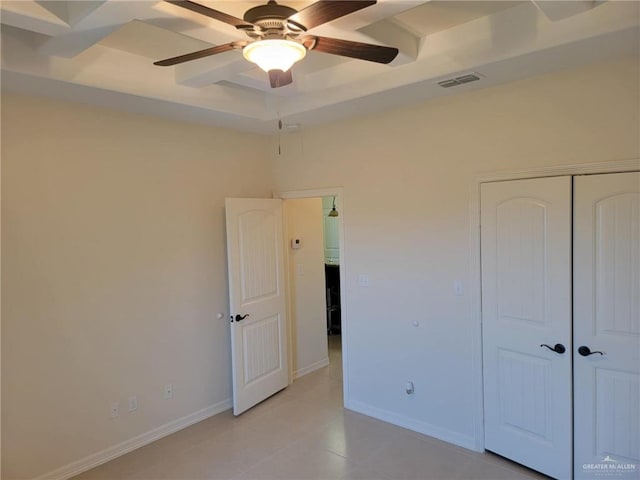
[35,398,232,480]
[345,399,477,452]
[294,357,330,379]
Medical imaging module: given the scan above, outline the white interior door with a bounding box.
[225,198,289,415]
[574,172,640,479]
[481,176,572,480]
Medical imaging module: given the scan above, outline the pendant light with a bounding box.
[328,196,339,217]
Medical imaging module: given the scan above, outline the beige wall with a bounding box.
[1,94,273,479]
[273,57,640,445]
[284,198,329,378]
[2,55,639,478]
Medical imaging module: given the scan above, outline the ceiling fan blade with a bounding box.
[268,69,293,88]
[165,0,254,29]
[303,36,398,64]
[288,1,376,30]
[154,41,246,66]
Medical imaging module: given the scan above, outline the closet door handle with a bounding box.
[234,314,250,322]
[540,343,566,354]
[578,346,604,357]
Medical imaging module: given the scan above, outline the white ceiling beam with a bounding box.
[304,1,424,66]
[299,22,416,66]
[36,1,161,57]
[311,0,427,32]
[359,19,418,65]
[149,1,241,40]
[36,1,239,58]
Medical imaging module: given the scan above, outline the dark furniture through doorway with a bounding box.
[325,264,341,335]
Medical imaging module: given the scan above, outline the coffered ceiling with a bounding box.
[1,1,638,133]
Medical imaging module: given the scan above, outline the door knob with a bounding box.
[234,314,250,322]
[578,346,604,356]
[540,343,566,354]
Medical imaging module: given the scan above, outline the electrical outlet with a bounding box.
[164,384,173,399]
[128,396,138,413]
[110,402,119,418]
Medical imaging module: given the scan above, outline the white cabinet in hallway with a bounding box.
[481,172,640,480]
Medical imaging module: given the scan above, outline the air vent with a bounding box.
[437,73,483,88]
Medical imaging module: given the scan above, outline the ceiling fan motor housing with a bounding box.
[243,1,298,28]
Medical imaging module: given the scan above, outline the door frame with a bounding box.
[469,158,640,452]
[273,187,348,402]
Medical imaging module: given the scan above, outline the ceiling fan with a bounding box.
[154,0,399,88]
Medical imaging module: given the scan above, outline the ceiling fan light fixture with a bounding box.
[243,39,306,72]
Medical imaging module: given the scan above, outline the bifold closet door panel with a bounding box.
[481,176,572,480]
[574,172,640,480]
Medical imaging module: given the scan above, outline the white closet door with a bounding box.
[574,172,640,479]
[482,176,572,480]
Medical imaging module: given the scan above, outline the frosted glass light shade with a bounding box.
[243,39,306,72]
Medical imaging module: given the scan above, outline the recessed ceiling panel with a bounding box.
[393,1,524,37]
[99,19,213,60]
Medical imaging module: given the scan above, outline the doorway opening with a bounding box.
[279,189,346,401]
[322,196,342,382]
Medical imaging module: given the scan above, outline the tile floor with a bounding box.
[75,335,546,480]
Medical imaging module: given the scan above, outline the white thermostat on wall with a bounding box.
[291,238,302,249]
